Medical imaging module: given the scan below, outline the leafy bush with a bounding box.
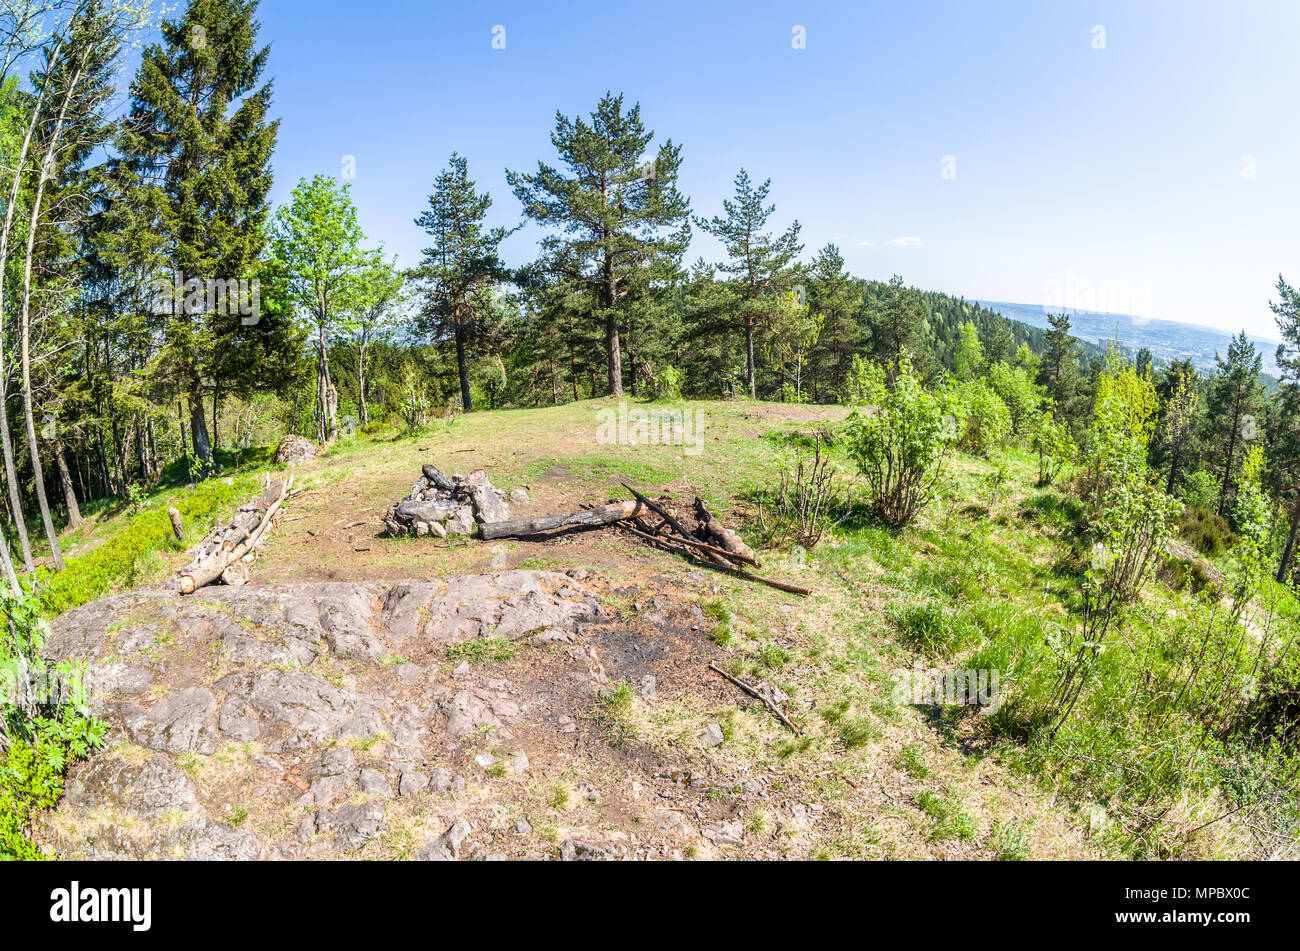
[986,361,1040,437]
[951,377,1011,457]
[841,353,872,405]
[1177,469,1220,512]
[1030,409,1075,486]
[842,355,955,529]
[755,433,849,549]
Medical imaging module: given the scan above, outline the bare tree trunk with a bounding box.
[0,523,19,596]
[1277,496,1300,583]
[0,384,33,571]
[746,316,756,399]
[455,306,473,411]
[54,436,81,529]
[357,337,369,426]
[189,387,211,475]
[605,308,623,397]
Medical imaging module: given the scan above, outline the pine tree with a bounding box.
[415,152,512,412]
[867,274,929,380]
[1206,331,1266,516]
[110,0,279,473]
[1267,275,1300,579]
[1038,312,1083,424]
[694,169,802,398]
[508,92,688,397]
[804,243,860,400]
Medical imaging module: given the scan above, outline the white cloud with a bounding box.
[855,240,873,247]
[884,236,923,247]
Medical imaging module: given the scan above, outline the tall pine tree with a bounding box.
[507,93,688,397]
[415,152,512,412]
[693,169,802,398]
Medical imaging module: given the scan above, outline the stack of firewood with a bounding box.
[173,475,292,594]
[381,463,511,538]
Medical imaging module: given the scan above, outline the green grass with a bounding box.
[446,637,520,664]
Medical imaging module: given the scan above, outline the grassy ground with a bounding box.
[33,397,1286,859]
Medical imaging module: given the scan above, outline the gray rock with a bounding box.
[63,754,199,820]
[417,819,471,861]
[561,839,612,861]
[359,768,393,798]
[509,488,530,504]
[316,800,387,850]
[703,820,744,846]
[701,722,725,748]
[639,675,657,699]
[398,770,428,797]
[122,687,219,753]
[470,483,511,524]
[428,768,464,795]
[445,504,476,535]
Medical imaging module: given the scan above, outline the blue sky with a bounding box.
[243,0,1299,338]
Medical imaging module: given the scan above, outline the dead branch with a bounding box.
[708,662,800,734]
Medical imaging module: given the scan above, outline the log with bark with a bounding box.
[477,499,644,540]
[173,476,291,594]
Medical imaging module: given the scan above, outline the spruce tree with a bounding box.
[805,243,860,400]
[867,274,929,380]
[110,0,279,473]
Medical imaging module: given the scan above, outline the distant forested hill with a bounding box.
[976,299,1280,377]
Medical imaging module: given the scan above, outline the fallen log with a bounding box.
[694,497,758,565]
[477,499,644,540]
[627,524,811,595]
[621,484,732,569]
[175,477,290,594]
[422,463,456,493]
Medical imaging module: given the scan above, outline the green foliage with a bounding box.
[1178,469,1220,512]
[40,477,252,615]
[842,355,955,528]
[841,353,872,405]
[1030,409,1075,486]
[951,377,1011,457]
[986,361,1039,437]
[1,588,106,859]
[1178,506,1236,558]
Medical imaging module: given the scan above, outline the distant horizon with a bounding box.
[973,298,1283,345]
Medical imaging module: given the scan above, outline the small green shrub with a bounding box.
[1178,506,1237,558]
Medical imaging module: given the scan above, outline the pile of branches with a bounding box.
[172,475,292,594]
[381,463,511,538]
[479,483,810,596]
